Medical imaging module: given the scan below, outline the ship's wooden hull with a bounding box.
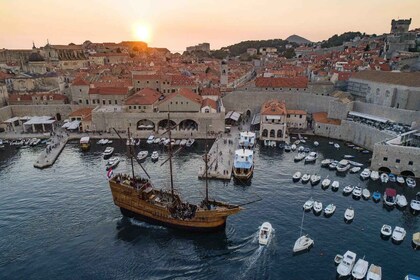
[109,180,241,232]
[233,166,254,181]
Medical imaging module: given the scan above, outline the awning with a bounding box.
[385,188,397,196]
[67,120,80,130]
[225,111,241,121]
[23,116,56,125]
[413,232,420,244]
[266,115,281,120]
[348,111,389,123]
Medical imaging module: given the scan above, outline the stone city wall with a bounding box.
[0,105,89,123]
[353,101,420,125]
[327,100,354,120]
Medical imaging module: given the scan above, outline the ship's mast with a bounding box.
[204,125,209,204]
[127,127,135,179]
[167,112,175,198]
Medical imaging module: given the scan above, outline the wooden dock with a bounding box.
[34,133,68,169]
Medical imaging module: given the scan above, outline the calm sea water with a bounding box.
[0,137,419,279]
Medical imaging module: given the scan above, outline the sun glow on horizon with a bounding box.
[133,24,151,43]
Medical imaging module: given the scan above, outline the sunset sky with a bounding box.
[0,0,419,52]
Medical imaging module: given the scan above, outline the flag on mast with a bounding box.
[107,168,114,180]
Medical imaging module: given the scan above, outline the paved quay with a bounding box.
[33,131,68,169]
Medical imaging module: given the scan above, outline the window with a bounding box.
[383,157,388,161]
[181,102,183,105]
[79,99,82,104]
[86,100,89,105]
[102,100,105,105]
[108,100,111,105]
[170,102,172,104]
[396,159,400,163]
[129,106,131,109]
[156,81,158,83]
[115,100,117,104]
[143,106,146,109]
[133,106,136,109]
[147,81,149,84]
[409,161,413,165]
[79,89,82,92]
[92,100,96,104]
[287,114,290,118]
[299,115,302,119]
[176,102,178,105]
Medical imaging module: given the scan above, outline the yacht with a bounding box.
[238,131,256,149]
[370,171,380,181]
[303,198,314,211]
[343,185,354,195]
[331,181,340,191]
[232,149,254,181]
[352,186,362,199]
[360,168,371,180]
[396,194,408,208]
[292,172,302,182]
[259,222,273,245]
[397,176,405,184]
[366,264,382,280]
[294,153,306,162]
[392,226,406,242]
[106,157,120,170]
[304,152,317,163]
[352,258,369,280]
[337,250,357,277]
[151,151,159,162]
[313,201,323,214]
[146,135,155,144]
[380,173,389,183]
[293,211,314,253]
[406,177,416,188]
[344,207,354,221]
[362,188,371,200]
[102,147,114,159]
[324,204,336,216]
[321,159,332,167]
[310,174,321,186]
[321,177,331,188]
[137,151,148,161]
[301,174,310,184]
[381,224,392,237]
[383,188,397,207]
[350,166,361,173]
[336,159,351,173]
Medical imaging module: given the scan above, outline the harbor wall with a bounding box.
[353,102,420,125]
[0,105,89,123]
[327,100,354,120]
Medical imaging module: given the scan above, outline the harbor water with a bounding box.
[0,137,419,279]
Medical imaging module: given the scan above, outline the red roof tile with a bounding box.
[201,88,221,96]
[255,76,308,88]
[125,88,161,105]
[89,87,129,95]
[202,98,217,110]
[261,100,287,115]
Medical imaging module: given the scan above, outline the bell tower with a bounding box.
[220,60,228,87]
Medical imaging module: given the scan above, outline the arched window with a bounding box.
[270,129,275,137]
[262,129,268,137]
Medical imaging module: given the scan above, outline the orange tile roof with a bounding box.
[202,98,217,110]
[312,112,341,125]
[261,99,287,115]
[72,76,89,86]
[69,107,94,121]
[255,76,308,88]
[163,88,202,105]
[89,87,129,95]
[287,109,307,115]
[125,88,161,105]
[201,88,221,96]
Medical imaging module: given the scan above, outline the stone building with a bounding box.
[157,88,202,112]
[391,18,411,33]
[88,86,130,106]
[124,88,161,113]
[0,83,8,107]
[186,43,210,53]
[132,74,198,94]
[8,93,68,105]
[260,100,288,142]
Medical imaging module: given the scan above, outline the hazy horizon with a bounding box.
[1,0,419,52]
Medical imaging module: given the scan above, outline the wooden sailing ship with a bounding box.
[108,114,242,232]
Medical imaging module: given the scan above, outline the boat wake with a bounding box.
[126,217,167,230]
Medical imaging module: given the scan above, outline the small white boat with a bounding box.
[413,232,420,248]
[324,204,336,215]
[259,222,273,245]
[334,143,340,149]
[381,224,392,237]
[411,197,420,212]
[331,181,340,191]
[366,264,382,280]
[349,160,363,167]
[396,194,408,208]
[303,198,314,211]
[294,153,306,162]
[175,139,181,146]
[406,177,416,188]
[329,141,334,145]
[102,146,114,158]
[135,139,141,146]
[397,176,405,184]
[337,250,357,277]
[360,168,371,180]
[343,185,354,195]
[300,139,306,143]
[163,139,171,146]
[151,151,159,161]
[343,155,354,159]
[329,161,338,170]
[186,138,195,147]
[146,135,155,144]
[293,172,302,181]
[321,177,331,188]
[380,173,389,183]
[362,188,371,200]
[301,174,310,184]
[126,137,136,146]
[310,174,321,186]
[321,159,332,167]
[313,141,319,146]
[305,152,317,163]
[297,146,304,152]
[334,254,343,265]
[313,201,323,213]
[291,144,297,151]
[293,235,314,253]
[352,258,369,280]
[384,188,397,207]
[352,186,362,198]
[153,137,161,144]
[180,139,187,146]
[392,226,406,242]
[137,151,148,161]
[350,166,361,173]
[106,157,120,170]
[344,207,354,221]
[336,159,350,172]
[370,171,379,181]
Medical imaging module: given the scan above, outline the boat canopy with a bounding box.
[385,188,397,196]
[413,232,420,243]
[348,111,389,123]
[225,111,241,121]
[80,137,90,144]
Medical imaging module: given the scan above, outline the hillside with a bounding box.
[320,31,363,48]
[215,39,298,57]
[286,34,312,44]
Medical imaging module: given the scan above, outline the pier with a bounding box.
[33,131,68,169]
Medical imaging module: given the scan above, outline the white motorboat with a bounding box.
[397,176,405,184]
[151,151,159,161]
[186,138,195,147]
[331,181,340,191]
[303,198,314,211]
[334,254,343,265]
[102,146,114,159]
[300,139,306,143]
[349,160,363,167]
[135,139,141,146]
[291,144,297,151]
[336,159,350,172]
[146,135,155,144]
[293,171,302,182]
[352,186,362,199]
[153,137,161,144]
[304,152,317,163]
[321,177,331,188]
[297,146,304,152]
[381,224,392,237]
[344,207,354,221]
[360,168,371,180]
[343,185,354,195]
[106,157,120,170]
[383,188,397,207]
[310,174,321,186]
[324,203,336,216]
[370,171,380,181]
[366,264,382,280]
[173,139,180,146]
[406,177,416,188]
[97,138,109,145]
[126,137,136,146]
[352,258,369,280]
[410,195,420,212]
[329,160,338,170]
[313,141,319,146]
[163,139,171,146]
[294,153,306,162]
[259,222,273,245]
[321,159,332,167]
[334,143,340,149]
[137,151,149,161]
[380,173,389,183]
[293,211,314,253]
[329,141,334,145]
[392,226,406,242]
[180,139,187,146]
[396,194,408,208]
[301,174,310,184]
[313,201,323,213]
[413,232,420,248]
[350,166,361,173]
[343,154,354,159]
[337,250,357,277]
[362,188,371,200]
[238,131,256,149]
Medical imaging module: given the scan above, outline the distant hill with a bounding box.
[215,39,298,57]
[286,35,312,45]
[320,31,363,48]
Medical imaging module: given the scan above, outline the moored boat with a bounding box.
[106,157,120,170]
[337,250,357,277]
[343,185,354,195]
[239,131,256,149]
[352,186,362,199]
[102,146,114,159]
[389,173,396,182]
[151,151,159,162]
[80,137,90,151]
[313,201,323,214]
[343,154,354,159]
[336,159,350,173]
[137,151,149,161]
[186,138,195,147]
[310,174,321,186]
[381,224,392,237]
[334,143,340,149]
[232,149,254,181]
[301,173,310,184]
[292,171,302,182]
[304,152,317,163]
[392,226,406,242]
[259,222,273,245]
[329,160,338,170]
[383,188,397,207]
[396,194,408,208]
[313,141,319,146]
[380,173,389,183]
[350,166,361,173]
[331,181,340,191]
[321,159,332,167]
[360,168,371,180]
[413,232,420,249]
[406,177,416,188]
[321,177,331,188]
[294,152,306,162]
[293,211,314,253]
[334,254,343,265]
[410,193,420,212]
[344,207,354,221]
[372,191,381,202]
[303,198,314,211]
[366,264,382,280]
[362,188,371,200]
[352,258,369,280]
[146,135,155,144]
[370,171,379,181]
[397,175,405,184]
[324,203,336,216]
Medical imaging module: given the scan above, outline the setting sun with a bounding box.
[133,24,151,43]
